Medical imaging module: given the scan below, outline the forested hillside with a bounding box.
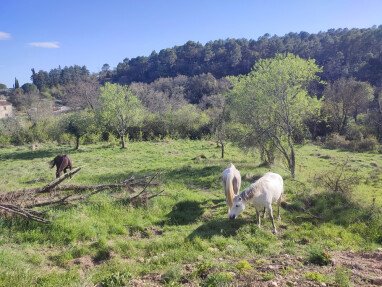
[27,26,382,89]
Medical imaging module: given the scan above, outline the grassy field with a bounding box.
[0,140,381,286]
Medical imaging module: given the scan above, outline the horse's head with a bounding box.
[50,155,65,168]
[229,195,245,220]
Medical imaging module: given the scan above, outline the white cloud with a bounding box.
[0,32,11,40]
[29,41,60,48]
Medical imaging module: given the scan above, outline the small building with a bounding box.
[0,99,13,119]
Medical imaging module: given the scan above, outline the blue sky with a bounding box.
[0,0,381,87]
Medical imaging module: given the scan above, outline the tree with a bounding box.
[202,94,227,158]
[323,78,374,134]
[63,76,100,110]
[21,83,38,94]
[0,83,7,90]
[14,78,20,89]
[229,54,322,178]
[63,111,96,149]
[99,83,144,148]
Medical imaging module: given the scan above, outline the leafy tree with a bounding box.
[0,83,7,90]
[63,111,97,149]
[229,54,322,178]
[14,78,20,89]
[168,104,209,139]
[21,83,38,94]
[99,83,144,148]
[323,78,374,134]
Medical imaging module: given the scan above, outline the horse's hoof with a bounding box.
[272,229,278,234]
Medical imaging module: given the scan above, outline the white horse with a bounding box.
[228,172,283,234]
[222,163,241,216]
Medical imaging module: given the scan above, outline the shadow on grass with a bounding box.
[287,191,382,230]
[187,218,248,240]
[84,169,164,185]
[0,147,74,161]
[165,165,222,189]
[164,200,204,225]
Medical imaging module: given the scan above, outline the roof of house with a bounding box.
[0,100,12,106]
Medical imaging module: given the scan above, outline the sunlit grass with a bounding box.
[0,140,381,286]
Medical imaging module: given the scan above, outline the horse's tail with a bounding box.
[224,171,235,209]
[49,159,56,168]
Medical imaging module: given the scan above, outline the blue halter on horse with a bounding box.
[50,155,73,178]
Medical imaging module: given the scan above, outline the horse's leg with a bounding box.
[262,207,266,219]
[256,208,261,228]
[55,164,60,178]
[268,205,277,234]
[277,196,282,221]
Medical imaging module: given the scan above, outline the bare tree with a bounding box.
[64,76,100,110]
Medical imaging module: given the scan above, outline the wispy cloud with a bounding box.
[0,32,11,40]
[29,41,60,48]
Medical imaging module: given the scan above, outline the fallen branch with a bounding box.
[1,171,162,223]
[37,167,82,193]
[0,204,50,223]
[129,172,160,200]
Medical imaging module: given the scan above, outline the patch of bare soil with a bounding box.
[332,250,382,286]
[238,251,382,286]
[69,256,94,270]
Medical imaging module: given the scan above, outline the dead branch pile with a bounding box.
[0,168,163,223]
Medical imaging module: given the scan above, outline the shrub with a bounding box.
[307,245,331,266]
[325,133,378,152]
[235,260,252,272]
[304,271,327,283]
[325,133,351,150]
[334,266,353,287]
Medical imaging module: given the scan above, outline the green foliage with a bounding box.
[99,83,144,147]
[307,245,332,266]
[334,266,353,287]
[235,260,252,272]
[304,271,328,283]
[202,272,234,287]
[261,271,275,281]
[62,110,97,149]
[99,272,132,287]
[229,53,322,177]
[325,133,378,152]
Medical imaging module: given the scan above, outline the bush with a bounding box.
[307,245,331,266]
[334,266,353,287]
[325,133,378,152]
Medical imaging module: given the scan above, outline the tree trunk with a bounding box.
[289,146,296,179]
[121,134,126,149]
[221,141,224,159]
[75,136,80,150]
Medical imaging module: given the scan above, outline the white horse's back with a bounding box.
[258,172,283,203]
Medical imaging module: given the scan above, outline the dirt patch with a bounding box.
[332,250,382,286]
[69,255,94,270]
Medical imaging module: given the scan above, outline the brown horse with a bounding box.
[50,155,72,178]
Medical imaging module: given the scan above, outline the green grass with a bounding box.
[0,140,381,286]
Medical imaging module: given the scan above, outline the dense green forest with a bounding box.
[29,26,382,88]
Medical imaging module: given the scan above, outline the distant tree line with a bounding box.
[105,26,382,87]
[26,26,382,91]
